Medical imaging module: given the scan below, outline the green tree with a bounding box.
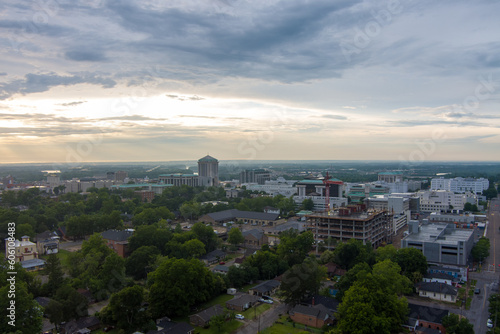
[148,258,219,317]
[335,262,371,302]
[277,229,314,266]
[128,225,172,254]
[191,222,219,253]
[279,258,327,306]
[394,247,428,279]
[183,239,207,258]
[228,227,244,247]
[471,237,490,262]
[301,198,314,211]
[0,282,43,334]
[45,254,65,296]
[375,244,397,263]
[45,299,65,331]
[442,313,474,334]
[126,246,161,280]
[333,239,375,270]
[101,285,151,332]
[53,285,89,321]
[92,252,126,300]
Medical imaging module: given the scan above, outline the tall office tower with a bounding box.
[198,155,219,187]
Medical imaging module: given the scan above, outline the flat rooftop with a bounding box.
[306,209,386,221]
[404,224,473,245]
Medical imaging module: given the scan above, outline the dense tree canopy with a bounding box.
[332,239,375,270]
[471,237,490,262]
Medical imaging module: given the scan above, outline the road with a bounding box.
[467,197,500,334]
[235,301,287,334]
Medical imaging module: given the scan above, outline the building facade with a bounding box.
[431,177,489,194]
[239,169,271,185]
[198,155,219,187]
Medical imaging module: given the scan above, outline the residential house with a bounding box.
[101,229,134,258]
[248,280,280,296]
[404,303,448,333]
[415,282,458,303]
[226,294,259,312]
[302,295,340,313]
[35,230,60,255]
[423,272,455,286]
[212,264,230,275]
[147,318,194,334]
[289,304,334,328]
[61,316,101,334]
[20,258,46,271]
[200,249,226,265]
[325,262,346,279]
[189,304,225,327]
[5,236,38,263]
[242,229,268,248]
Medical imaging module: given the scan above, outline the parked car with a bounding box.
[262,299,273,304]
[475,288,481,294]
[235,314,245,320]
[487,319,493,328]
[219,261,225,265]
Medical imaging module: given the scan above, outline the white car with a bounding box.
[235,314,245,320]
[487,319,493,328]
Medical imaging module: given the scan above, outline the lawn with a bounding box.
[198,293,234,311]
[241,303,272,320]
[240,283,259,293]
[195,319,242,334]
[260,316,323,334]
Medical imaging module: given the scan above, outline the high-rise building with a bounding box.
[198,155,219,187]
[115,171,128,182]
[239,169,271,185]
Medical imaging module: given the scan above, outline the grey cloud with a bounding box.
[444,112,500,119]
[59,101,87,107]
[65,50,107,62]
[319,114,348,120]
[166,94,205,101]
[0,73,116,100]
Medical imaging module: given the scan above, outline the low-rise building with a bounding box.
[35,230,60,255]
[101,229,134,258]
[415,282,458,303]
[404,303,448,334]
[5,236,38,262]
[289,304,334,328]
[189,304,225,327]
[199,209,280,227]
[401,221,475,266]
[200,249,226,265]
[242,229,268,248]
[248,280,280,296]
[225,294,259,312]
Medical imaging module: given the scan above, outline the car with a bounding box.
[475,288,481,294]
[235,314,245,320]
[263,299,273,304]
[219,261,225,265]
[487,319,493,328]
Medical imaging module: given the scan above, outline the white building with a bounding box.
[431,177,489,194]
[244,177,297,197]
[417,190,478,212]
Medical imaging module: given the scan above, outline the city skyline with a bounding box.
[1,0,500,163]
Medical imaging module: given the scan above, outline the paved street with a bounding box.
[235,301,287,334]
[467,197,500,334]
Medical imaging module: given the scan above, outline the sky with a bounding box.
[0,0,500,164]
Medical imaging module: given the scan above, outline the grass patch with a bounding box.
[240,283,258,293]
[197,294,234,311]
[260,315,323,334]
[470,279,477,287]
[195,319,242,334]
[455,287,466,307]
[241,303,271,320]
[465,296,472,310]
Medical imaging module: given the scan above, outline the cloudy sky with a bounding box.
[1,0,499,164]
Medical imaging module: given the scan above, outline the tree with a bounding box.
[277,230,314,266]
[101,285,151,332]
[301,198,314,210]
[128,225,172,254]
[228,227,244,247]
[375,244,397,263]
[148,258,219,317]
[126,246,161,280]
[210,312,228,332]
[45,254,65,296]
[471,237,490,263]
[394,247,428,279]
[183,239,206,258]
[0,282,43,334]
[335,266,409,334]
[53,285,89,321]
[442,313,474,334]
[92,252,126,300]
[463,202,479,212]
[335,262,372,301]
[333,239,375,270]
[191,222,219,253]
[279,258,327,306]
[45,299,65,331]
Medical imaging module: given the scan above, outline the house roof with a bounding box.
[242,229,264,240]
[416,282,458,296]
[416,326,442,334]
[191,304,224,322]
[325,262,347,276]
[204,209,279,222]
[213,265,230,273]
[408,303,448,324]
[63,316,100,333]
[101,229,133,242]
[34,296,52,308]
[20,258,46,269]
[250,280,280,293]
[291,304,333,321]
[149,320,194,334]
[200,249,226,261]
[302,295,340,312]
[234,257,245,264]
[226,294,259,307]
[424,272,455,280]
[198,155,218,162]
[35,230,59,242]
